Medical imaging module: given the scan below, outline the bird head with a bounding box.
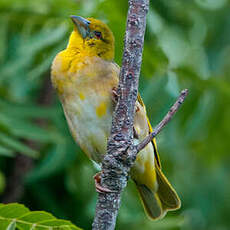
[68,16,115,61]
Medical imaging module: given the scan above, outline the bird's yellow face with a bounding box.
[68,16,115,61]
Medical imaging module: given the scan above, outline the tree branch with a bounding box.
[92,1,149,229]
[92,1,188,230]
[136,89,188,152]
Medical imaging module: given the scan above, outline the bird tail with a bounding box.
[136,166,181,220]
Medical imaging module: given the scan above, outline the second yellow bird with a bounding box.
[51,15,181,220]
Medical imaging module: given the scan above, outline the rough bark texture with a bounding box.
[92,0,188,229]
[92,0,149,229]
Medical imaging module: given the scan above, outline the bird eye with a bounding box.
[94,31,102,39]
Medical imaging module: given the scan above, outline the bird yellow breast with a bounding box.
[51,53,119,162]
[96,102,107,118]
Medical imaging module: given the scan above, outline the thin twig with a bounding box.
[136,89,188,152]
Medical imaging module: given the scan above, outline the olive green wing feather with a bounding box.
[137,93,161,168]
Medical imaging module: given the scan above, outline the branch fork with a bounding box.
[92,0,188,229]
[95,88,189,194]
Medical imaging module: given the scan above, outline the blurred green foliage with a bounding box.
[0,0,230,229]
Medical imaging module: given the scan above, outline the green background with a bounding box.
[0,0,230,229]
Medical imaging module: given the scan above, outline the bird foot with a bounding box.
[112,87,140,113]
[112,87,118,104]
[94,172,116,193]
[135,105,140,112]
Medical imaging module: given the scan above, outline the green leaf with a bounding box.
[6,221,16,230]
[0,99,60,120]
[0,146,15,157]
[0,171,6,194]
[0,203,81,230]
[0,220,13,230]
[20,211,54,223]
[0,15,8,64]
[0,113,62,143]
[0,132,38,158]
[0,204,28,219]
[26,140,77,182]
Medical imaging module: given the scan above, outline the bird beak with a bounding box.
[70,15,91,39]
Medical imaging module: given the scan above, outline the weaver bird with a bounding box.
[51,15,181,220]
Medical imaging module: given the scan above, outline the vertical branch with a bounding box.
[92,0,149,229]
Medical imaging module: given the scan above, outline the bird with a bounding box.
[51,15,181,220]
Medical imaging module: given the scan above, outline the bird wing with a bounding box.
[137,92,162,169]
[112,62,161,168]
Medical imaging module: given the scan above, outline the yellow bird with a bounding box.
[51,16,181,220]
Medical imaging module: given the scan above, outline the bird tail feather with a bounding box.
[136,166,181,220]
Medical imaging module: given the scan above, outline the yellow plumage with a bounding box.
[51,16,181,219]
